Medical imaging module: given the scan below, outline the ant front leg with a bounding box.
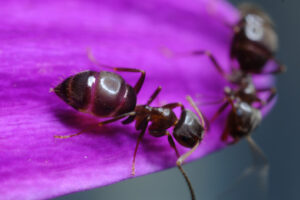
[165,131,180,158]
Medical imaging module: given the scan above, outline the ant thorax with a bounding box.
[235,75,258,104]
[134,105,177,137]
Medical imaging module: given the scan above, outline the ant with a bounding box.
[212,84,263,144]
[53,52,207,200]
[177,4,284,142]
[209,83,270,199]
[188,3,285,85]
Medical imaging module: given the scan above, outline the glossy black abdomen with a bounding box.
[54,71,96,110]
[54,70,137,117]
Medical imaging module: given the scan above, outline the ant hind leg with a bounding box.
[87,49,145,94]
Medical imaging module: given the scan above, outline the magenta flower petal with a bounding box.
[0,0,275,199]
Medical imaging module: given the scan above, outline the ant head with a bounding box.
[173,110,205,148]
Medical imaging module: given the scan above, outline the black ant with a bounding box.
[209,83,270,199]
[179,4,283,140]
[189,3,285,85]
[211,83,264,144]
[53,53,207,200]
[186,3,285,144]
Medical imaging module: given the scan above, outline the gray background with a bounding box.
[55,0,300,199]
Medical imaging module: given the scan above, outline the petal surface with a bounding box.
[0,0,274,199]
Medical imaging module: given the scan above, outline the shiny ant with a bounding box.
[211,82,264,144]
[189,3,285,85]
[182,4,283,141]
[209,82,270,199]
[53,53,207,200]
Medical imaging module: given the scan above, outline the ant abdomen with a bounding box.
[54,70,136,117]
[173,110,205,148]
[231,3,278,73]
[54,71,96,111]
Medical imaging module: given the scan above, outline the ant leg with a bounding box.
[146,86,162,105]
[112,67,145,95]
[97,112,136,126]
[211,101,230,123]
[221,125,230,142]
[158,131,195,200]
[131,120,149,176]
[175,140,200,200]
[54,128,87,139]
[258,58,286,75]
[166,132,180,158]
[186,95,207,129]
[189,50,227,78]
[123,87,161,124]
[176,140,200,166]
[54,112,135,139]
[87,49,145,94]
[122,115,135,125]
[122,85,161,125]
[271,58,286,74]
[162,102,185,111]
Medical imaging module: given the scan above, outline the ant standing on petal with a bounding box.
[53,51,208,200]
[188,3,285,98]
[182,3,285,145]
[182,4,286,197]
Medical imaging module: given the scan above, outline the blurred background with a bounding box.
[55,0,299,199]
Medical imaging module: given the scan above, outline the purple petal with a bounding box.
[0,0,274,199]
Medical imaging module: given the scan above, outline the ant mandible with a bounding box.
[53,52,207,200]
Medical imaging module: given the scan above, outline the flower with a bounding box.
[0,0,274,199]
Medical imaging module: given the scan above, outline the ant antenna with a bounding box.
[86,48,116,70]
[176,140,200,200]
[186,95,206,129]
